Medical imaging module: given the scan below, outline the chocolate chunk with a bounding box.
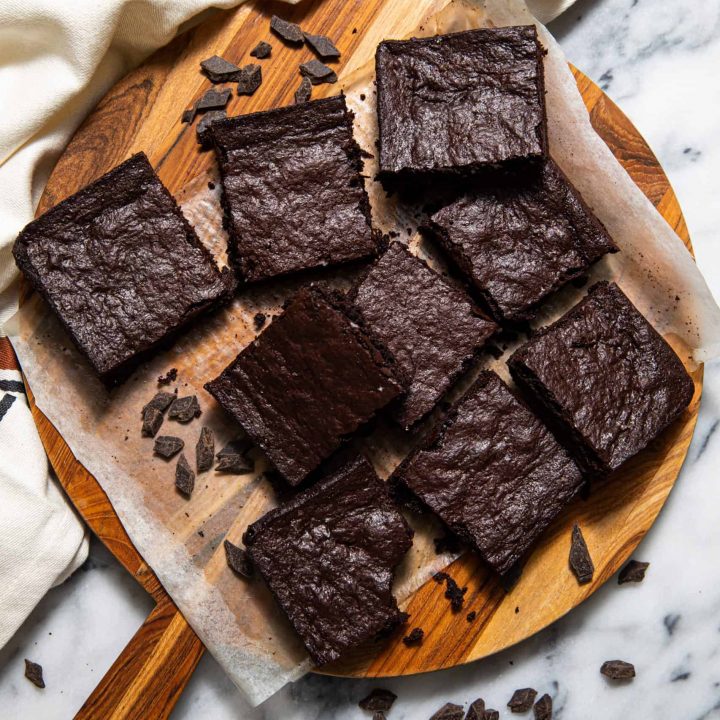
[142,407,164,437]
[236,64,262,95]
[175,453,195,496]
[200,55,241,83]
[154,435,184,459]
[196,109,227,146]
[359,688,397,713]
[157,368,177,385]
[24,659,45,688]
[168,395,201,423]
[373,713,386,720]
[253,312,266,330]
[466,611,476,623]
[433,571,467,612]
[270,15,304,44]
[217,437,253,457]
[181,106,196,124]
[484,711,500,720]
[294,76,312,104]
[224,539,254,578]
[195,427,215,472]
[569,524,594,585]
[430,703,464,720]
[533,694,552,720]
[299,59,337,84]
[508,688,537,713]
[303,32,340,59]
[600,660,635,680]
[216,452,254,474]
[196,88,232,112]
[465,699,485,720]
[250,41,272,59]
[143,391,175,415]
[402,627,424,646]
[618,559,650,585]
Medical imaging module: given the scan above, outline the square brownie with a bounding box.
[13,153,234,384]
[204,287,404,485]
[348,242,497,429]
[508,281,694,476]
[393,371,583,576]
[211,95,379,283]
[426,160,617,324]
[376,26,547,190]
[243,455,413,665]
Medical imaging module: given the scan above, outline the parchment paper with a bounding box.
[9,0,720,707]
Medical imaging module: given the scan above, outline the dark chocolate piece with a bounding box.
[484,711,500,720]
[236,64,262,95]
[618,559,650,585]
[181,106,196,124]
[294,76,312,104]
[508,688,538,713]
[465,699,485,720]
[243,457,413,664]
[196,88,232,112]
[142,407,164,438]
[211,96,378,283]
[215,452,253,474]
[395,372,583,576]
[175,453,195,496]
[253,312,266,330]
[433,571,467,612]
[533,694,552,720]
[600,660,635,680]
[299,59,337,84]
[154,435,184,459]
[195,426,214,472]
[402,627,424,646]
[143,392,176,415]
[200,55,241,83]
[430,703,464,720]
[249,41,272,59]
[373,713,386,720]
[224,539,253,578]
[13,153,234,384]
[509,282,694,476]
[569,524,594,585]
[197,109,227,146]
[157,368,177,386]
[426,160,617,324]
[217,437,253,458]
[304,32,341,59]
[24,659,45,688]
[349,242,496,429]
[359,688,397,713]
[168,395,201,423]
[270,15,304,44]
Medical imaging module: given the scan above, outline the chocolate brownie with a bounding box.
[210,95,378,283]
[204,287,404,485]
[13,153,234,383]
[348,243,496,429]
[375,26,547,190]
[508,281,694,476]
[394,371,582,576]
[243,456,413,665]
[426,160,617,324]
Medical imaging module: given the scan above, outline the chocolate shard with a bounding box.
[216,452,254,474]
[196,109,227,146]
[250,41,272,59]
[270,15,304,44]
[157,368,177,385]
[154,435,184,459]
[142,406,164,438]
[484,710,500,720]
[175,453,195,496]
[569,524,594,584]
[303,32,341,59]
[600,660,636,680]
[430,702,464,720]
[196,88,232,112]
[217,437,253,457]
[181,106,196,124]
[508,688,538,713]
[618,559,650,585]
[465,698,485,720]
[142,391,176,415]
[402,627,424,646]
[24,659,45,688]
[294,76,312,104]
[533,694,552,720]
[299,59,338,85]
[373,713,386,720]
[236,64,262,95]
[200,54,241,83]
[359,688,397,713]
[196,426,215,472]
[224,539,254,577]
[168,395,201,423]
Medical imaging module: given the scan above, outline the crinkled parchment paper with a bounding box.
[9,0,720,707]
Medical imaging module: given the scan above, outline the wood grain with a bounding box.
[19,0,701,716]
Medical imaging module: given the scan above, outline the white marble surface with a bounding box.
[3,0,720,717]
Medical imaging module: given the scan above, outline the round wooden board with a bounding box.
[23,0,701,702]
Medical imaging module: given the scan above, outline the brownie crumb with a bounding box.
[141,407,164,437]
[196,88,231,112]
[433,571,467,611]
[465,698,485,720]
[196,426,215,472]
[224,539,254,578]
[300,59,337,84]
[533,693,552,720]
[294,76,312,104]
[197,109,227,146]
[569,524,594,584]
[270,15,304,44]
[236,64,262,95]
[24,659,45,688]
[618,559,649,585]
[168,395,201,423]
[250,41,272,59]
[175,453,195,496]
[508,688,537,713]
[303,32,341,59]
[466,610,476,623]
[600,660,635,680]
[197,530,205,537]
[200,55,241,83]
[429,702,464,720]
[360,93,366,101]
[253,312,267,331]
[359,688,397,713]
[154,435,184,460]
[157,368,177,385]
[208,181,216,190]
[402,627,424,646]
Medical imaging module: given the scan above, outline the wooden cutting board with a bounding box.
[20,0,701,717]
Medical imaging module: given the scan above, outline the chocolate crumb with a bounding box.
[466,610,476,623]
[618,559,649,585]
[294,76,312,104]
[360,93,366,101]
[142,407,164,437]
[154,435,184,460]
[197,109,227,146]
[433,571,467,612]
[236,64,262,95]
[208,181,215,190]
[429,702,464,720]
[299,59,337,84]
[250,41,272,59]
[303,32,341,59]
[157,368,177,386]
[196,427,215,472]
[508,688,537,713]
[465,698,485,720]
[533,694,552,720]
[200,55,241,83]
[270,15,304,44]
[359,688,397,713]
[224,539,254,578]
[196,88,231,112]
[253,312,267,330]
[600,660,635,680]
[168,395,201,423]
[402,627,424,646]
[197,530,205,537]
[569,524,594,584]
[24,659,45,688]
[175,453,195,496]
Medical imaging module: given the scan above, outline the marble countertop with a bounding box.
[2,0,720,717]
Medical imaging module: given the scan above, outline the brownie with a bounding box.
[348,242,496,429]
[13,153,234,383]
[243,456,413,665]
[426,160,617,324]
[375,26,547,190]
[508,281,694,476]
[204,287,404,485]
[393,371,583,576]
[210,95,378,283]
